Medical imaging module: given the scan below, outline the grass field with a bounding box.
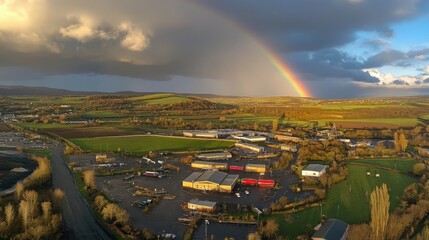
[348,158,416,174]
[274,164,417,239]
[18,122,82,129]
[70,135,235,155]
[129,94,192,105]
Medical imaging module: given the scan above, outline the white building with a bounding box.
[196,152,232,161]
[275,135,302,143]
[232,135,267,142]
[302,164,328,177]
[235,142,264,153]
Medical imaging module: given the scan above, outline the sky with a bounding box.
[0,0,428,98]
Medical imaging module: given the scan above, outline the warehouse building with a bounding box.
[302,164,328,177]
[187,199,217,212]
[196,152,232,161]
[275,135,302,143]
[245,163,267,173]
[235,142,265,153]
[280,144,297,152]
[182,171,239,193]
[191,161,228,170]
[232,135,267,142]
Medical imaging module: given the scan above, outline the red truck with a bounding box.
[229,165,244,171]
[241,178,258,186]
[257,179,275,188]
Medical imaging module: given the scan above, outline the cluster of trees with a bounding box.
[269,196,288,211]
[297,140,347,164]
[344,129,394,139]
[347,146,398,159]
[143,99,233,111]
[272,152,293,170]
[94,195,129,227]
[319,164,349,188]
[85,95,132,110]
[393,132,408,152]
[0,189,64,239]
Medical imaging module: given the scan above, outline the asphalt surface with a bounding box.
[51,142,112,240]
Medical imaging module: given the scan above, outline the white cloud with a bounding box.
[364,68,429,87]
[415,55,426,60]
[424,65,429,73]
[59,15,96,42]
[119,23,149,52]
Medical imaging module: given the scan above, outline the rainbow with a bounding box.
[186,0,312,97]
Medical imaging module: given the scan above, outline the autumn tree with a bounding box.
[41,201,52,224]
[52,188,65,210]
[247,232,261,240]
[4,203,15,228]
[399,133,408,152]
[259,219,279,238]
[15,182,24,200]
[83,170,96,190]
[417,225,429,240]
[272,119,278,133]
[370,183,390,240]
[22,190,38,220]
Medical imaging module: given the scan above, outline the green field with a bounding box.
[70,135,234,155]
[18,122,81,129]
[129,94,192,105]
[274,164,417,239]
[348,158,416,174]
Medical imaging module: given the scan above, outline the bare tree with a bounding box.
[22,190,38,219]
[41,201,52,224]
[15,182,24,200]
[4,203,15,228]
[370,183,390,240]
[83,170,96,190]
[52,188,65,210]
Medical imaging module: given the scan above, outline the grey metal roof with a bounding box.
[183,172,203,182]
[188,199,217,208]
[196,171,228,184]
[312,219,349,240]
[221,174,239,186]
[304,164,327,172]
[197,152,231,158]
[192,161,228,166]
[246,164,266,168]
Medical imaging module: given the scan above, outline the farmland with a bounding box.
[274,164,417,239]
[348,158,417,174]
[70,135,235,155]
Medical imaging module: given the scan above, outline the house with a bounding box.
[312,219,349,240]
[182,171,239,193]
[187,199,217,212]
[235,142,265,153]
[275,135,302,143]
[280,144,297,152]
[302,164,328,177]
[191,161,228,170]
[196,152,232,161]
[245,164,267,173]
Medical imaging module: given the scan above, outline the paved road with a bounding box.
[51,142,111,240]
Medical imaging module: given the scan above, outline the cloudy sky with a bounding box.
[0,0,428,98]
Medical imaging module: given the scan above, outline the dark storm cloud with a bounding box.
[391,79,409,85]
[200,0,428,52]
[0,0,428,97]
[424,78,429,83]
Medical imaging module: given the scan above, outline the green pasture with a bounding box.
[274,164,417,239]
[70,135,234,155]
[18,122,80,129]
[128,94,192,105]
[348,158,416,174]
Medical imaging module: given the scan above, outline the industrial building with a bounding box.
[312,218,349,240]
[280,144,297,152]
[302,164,328,177]
[275,135,302,143]
[187,199,217,212]
[182,171,239,193]
[235,142,265,153]
[232,135,267,142]
[196,152,232,161]
[191,161,228,170]
[245,164,267,173]
[183,130,220,138]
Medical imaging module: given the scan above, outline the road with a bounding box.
[51,142,112,240]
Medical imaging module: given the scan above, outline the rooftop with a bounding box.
[197,170,228,184]
[312,219,349,240]
[183,172,203,182]
[304,164,328,172]
[221,174,239,186]
[192,161,228,166]
[188,199,217,208]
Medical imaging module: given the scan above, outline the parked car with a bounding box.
[245,190,250,195]
[235,192,241,198]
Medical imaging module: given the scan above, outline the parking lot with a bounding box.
[84,145,313,237]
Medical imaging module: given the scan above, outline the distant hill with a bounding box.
[0,85,234,98]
